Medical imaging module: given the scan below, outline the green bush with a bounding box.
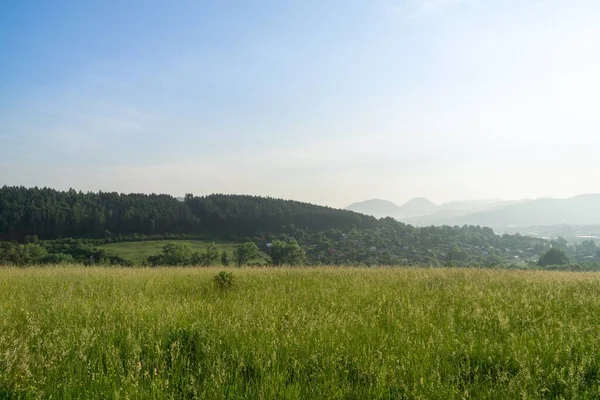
[213,271,234,290]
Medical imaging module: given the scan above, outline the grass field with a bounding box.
[99,240,239,264]
[2,267,600,399]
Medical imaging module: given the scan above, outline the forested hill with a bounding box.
[0,186,376,240]
[184,194,379,236]
[1,186,554,266]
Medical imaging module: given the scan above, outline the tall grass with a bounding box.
[1,266,600,398]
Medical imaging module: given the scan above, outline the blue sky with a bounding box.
[1,0,599,207]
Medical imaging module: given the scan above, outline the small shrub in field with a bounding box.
[213,271,234,290]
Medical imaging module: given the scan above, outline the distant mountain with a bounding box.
[435,199,512,213]
[345,199,402,219]
[346,197,513,221]
[346,197,437,219]
[347,194,600,229]
[449,194,600,227]
[404,200,527,226]
[398,197,437,217]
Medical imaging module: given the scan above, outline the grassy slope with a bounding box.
[99,240,239,264]
[2,267,600,398]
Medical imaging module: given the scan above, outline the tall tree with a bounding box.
[234,242,260,266]
[147,243,193,266]
[270,240,306,266]
[538,248,570,266]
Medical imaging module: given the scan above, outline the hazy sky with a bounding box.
[1,0,599,208]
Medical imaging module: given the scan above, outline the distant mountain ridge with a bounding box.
[399,197,437,217]
[345,199,402,219]
[453,194,600,227]
[346,197,496,220]
[346,194,600,228]
[346,197,436,219]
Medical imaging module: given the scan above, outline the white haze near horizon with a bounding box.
[1,0,599,208]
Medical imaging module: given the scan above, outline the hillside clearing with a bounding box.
[99,240,239,264]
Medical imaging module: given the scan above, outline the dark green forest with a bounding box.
[0,186,201,240]
[1,186,598,269]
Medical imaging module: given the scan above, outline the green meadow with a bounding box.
[1,267,600,399]
[99,240,238,264]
